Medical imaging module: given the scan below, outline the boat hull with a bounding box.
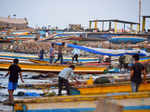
[0,62,107,73]
[78,83,150,95]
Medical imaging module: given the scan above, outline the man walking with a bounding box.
[119,55,125,72]
[58,65,78,96]
[54,42,65,64]
[5,59,24,104]
[72,43,80,64]
[39,49,45,60]
[49,43,55,64]
[130,54,147,92]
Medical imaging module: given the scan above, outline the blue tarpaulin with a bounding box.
[55,43,149,56]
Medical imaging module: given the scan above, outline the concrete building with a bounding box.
[0,17,28,30]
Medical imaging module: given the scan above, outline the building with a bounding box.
[0,17,28,30]
[68,24,84,31]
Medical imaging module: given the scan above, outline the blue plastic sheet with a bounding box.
[24,92,40,97]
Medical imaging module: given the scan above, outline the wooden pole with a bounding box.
[139,0,142,32]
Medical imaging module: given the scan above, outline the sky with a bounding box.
[0,0,150,29]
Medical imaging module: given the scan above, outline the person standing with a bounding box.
[49,43,55,64]
[72,43,80,64]
[130,54,147,92]
[39,49,45,60]
[124,55,132,73]
[119,55,125,72]
[58,65,78,96]
[54,42,65,64]
[5,59,24,104]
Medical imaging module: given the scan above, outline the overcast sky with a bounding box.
[0,0,150,29]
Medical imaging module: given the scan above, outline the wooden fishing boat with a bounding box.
[13,92,150,112]
[0,52,98,63]
[78,82,150,95]
[109,36,147,44]
[0,61,107,73]
[18,81,150,95]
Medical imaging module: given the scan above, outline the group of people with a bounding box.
[39,42,81,64]
[5,58,79,104]
[5,54,147,105]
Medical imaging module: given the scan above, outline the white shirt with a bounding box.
[72,48,80,55]
[58,68,74,80]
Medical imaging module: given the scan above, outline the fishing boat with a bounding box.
[0,61,107,73]
[5,34,36,41]
[78,82,150,95]
[0,52,99,63]
[109,36,147,44]
[13,92,150,112]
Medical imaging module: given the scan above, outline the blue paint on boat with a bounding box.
[27,108,95,112]
[109,36,146,44]
[0,55,98,62]
[26,105,150,112]
[24,92,41,97]
[56,42,148,56]
[38,30,65,38]
[124,105,150,110]
[87,33,119,40]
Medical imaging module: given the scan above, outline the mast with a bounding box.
[139,0,142,31]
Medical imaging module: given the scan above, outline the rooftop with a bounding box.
[0,17,27,24]
[89,19,139,24]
